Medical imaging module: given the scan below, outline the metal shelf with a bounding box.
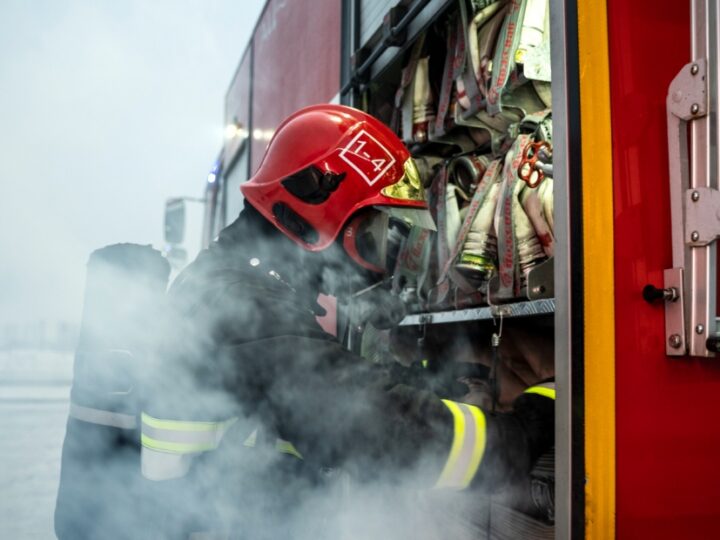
[399,298,556,326]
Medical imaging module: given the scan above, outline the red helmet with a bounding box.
[241,104,433,252]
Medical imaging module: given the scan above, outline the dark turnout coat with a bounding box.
[56,207,554,540]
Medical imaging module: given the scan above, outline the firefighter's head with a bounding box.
[241,104,435,275]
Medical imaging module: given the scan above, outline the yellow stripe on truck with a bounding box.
[577,0,617,535]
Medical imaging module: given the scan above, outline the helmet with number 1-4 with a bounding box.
[241,104,434,267]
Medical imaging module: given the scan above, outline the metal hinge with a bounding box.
[664,57,712,356]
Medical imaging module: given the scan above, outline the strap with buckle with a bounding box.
[434,15,461,138]
[487,0,528,116]
[392,33,427,138]
[494,134,531,298]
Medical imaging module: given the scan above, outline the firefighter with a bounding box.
[141,104,555,538]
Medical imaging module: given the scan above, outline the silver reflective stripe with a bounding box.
[69,402,137,430]
[435,400,487,490]
[140,413,237,481]
[141,446,194,481]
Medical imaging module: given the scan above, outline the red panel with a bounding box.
[251,0,341,174]
[608,1,720,538]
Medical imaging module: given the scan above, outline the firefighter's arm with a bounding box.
[426,381,555,491]
[350,378,554,491]
[216,335,554,491]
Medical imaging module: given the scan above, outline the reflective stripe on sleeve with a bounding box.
[140,412,237,453]
[524,382,556,400]
[140,434,217,454]
[69,402,137,430]
[140,412,237,481]
[244,429,303,460]
[243,428,258,448]
[434,399,487,490]
[275,438,303,460]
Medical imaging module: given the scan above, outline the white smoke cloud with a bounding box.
[0,0,264,327]
[51,221,555,539]
[0,2,267,538]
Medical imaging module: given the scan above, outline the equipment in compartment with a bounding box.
[347,3,557,537]
[367,0,554,312]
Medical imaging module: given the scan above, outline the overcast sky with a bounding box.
[0,0,266,326]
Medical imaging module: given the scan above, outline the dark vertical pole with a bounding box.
[341,0,352,103]
[341,0,361,106]
[563,0,585,536]
[247,41,255,180]
[551,0,584,535]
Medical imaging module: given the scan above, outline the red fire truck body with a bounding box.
[185,1,720,538]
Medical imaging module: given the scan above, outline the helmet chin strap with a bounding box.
[341,213,386,274]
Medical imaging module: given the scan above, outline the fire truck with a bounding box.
[162,0,720,538]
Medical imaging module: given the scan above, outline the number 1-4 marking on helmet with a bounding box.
[372,159,386,171]
[339,130,396,186]
[353,139,368,156]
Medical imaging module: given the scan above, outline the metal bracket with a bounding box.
[663,268,687,355]
[527,257,555,300]
[667,59,708,120]
[685,187,720,246]
[665,57,714,357]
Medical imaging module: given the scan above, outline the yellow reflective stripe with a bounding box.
[524,386,557,400]
[275,439,303,460]
[435,400,486,490]
[436,400,466,487]
[242,429,302,459]
[462,404,486,487]
[141,433,216,454]
[141,412,231,432]
[243,429,258,448]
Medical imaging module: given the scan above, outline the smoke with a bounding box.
[0,0,264,328]
[49,223,450,539]
[54,198,555,539]
[0,2,267,538]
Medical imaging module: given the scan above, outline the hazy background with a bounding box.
[0,2,267,537]
[0,0,266,331]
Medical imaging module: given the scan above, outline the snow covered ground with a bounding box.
[0,350,73,539]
